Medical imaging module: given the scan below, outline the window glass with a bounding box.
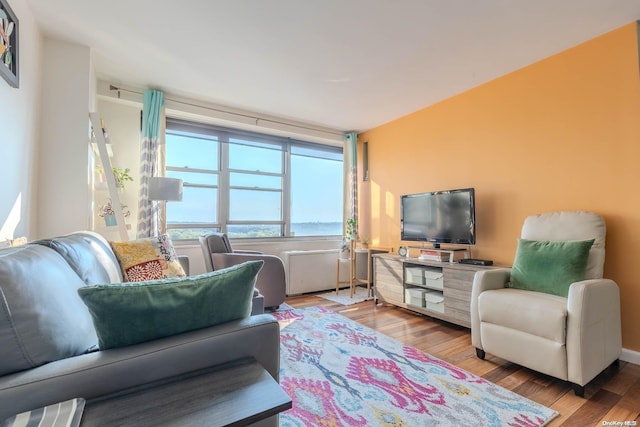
[291,144,342,161]
[230,172,281,189]
[167,186,217,223]
[229,189,281,221]
[167,227,218,241]
[166,170,218,186]
[291,152,343,236]
[229,137,281,151]
[227,224,281,238]
[166,133,218,170]
[229,143,282,173]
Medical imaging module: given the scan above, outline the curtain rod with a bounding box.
[109,85,345,137]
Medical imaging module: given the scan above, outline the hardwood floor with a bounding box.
[285,293,640,426]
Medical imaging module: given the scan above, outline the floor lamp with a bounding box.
[148,177,183,235]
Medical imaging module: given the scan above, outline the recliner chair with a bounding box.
[470,211,621,397]
[199,232,286,309]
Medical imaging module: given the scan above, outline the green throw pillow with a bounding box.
[510,239,594,297]
[77,260,263,349]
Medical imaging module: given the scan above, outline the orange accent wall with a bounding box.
[359,23,640,351]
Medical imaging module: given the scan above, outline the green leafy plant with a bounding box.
[112,167,133,189]
[345,217,358,242]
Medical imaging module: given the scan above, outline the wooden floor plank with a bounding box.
[528,379,572,408]
[617,378,640,412]
[602,362,640,396]
[284,294,640,424]
[483,363,522,384]
[560,389,621,426]
[545,392,587,427]
[494,366,537,393]
[598,406,639,427]
[456,356,503,377]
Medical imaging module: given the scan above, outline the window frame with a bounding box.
[164,118,343,240]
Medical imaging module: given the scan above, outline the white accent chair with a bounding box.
[470,211,621,397]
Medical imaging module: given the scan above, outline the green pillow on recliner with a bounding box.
[510,239,594,297]
[78,260,263,349]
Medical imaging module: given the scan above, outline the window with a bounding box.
[165,118,343,239]
[290,144,343,237]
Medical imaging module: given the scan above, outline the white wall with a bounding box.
[37,40,93,238]
[0,0,42,242]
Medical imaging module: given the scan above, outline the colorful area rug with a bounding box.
[273,306,558,427]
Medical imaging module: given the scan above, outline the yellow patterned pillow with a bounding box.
[110,235,186,282]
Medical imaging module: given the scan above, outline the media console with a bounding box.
[372,253,503,328]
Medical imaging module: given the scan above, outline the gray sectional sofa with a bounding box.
[0,231,280,422]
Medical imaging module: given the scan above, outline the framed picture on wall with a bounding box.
[0,0,19,88]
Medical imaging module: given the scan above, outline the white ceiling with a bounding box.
[26,0,640,132]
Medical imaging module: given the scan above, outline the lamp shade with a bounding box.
[148,177,183,201]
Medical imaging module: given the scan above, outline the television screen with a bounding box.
[401,188,475,246]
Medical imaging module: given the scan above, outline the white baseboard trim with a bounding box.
[620,347,640,365]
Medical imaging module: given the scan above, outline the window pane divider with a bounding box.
[227,220,284,225]
[166,223,220,229]
[228,168,283,178]
[183,183,218,189]
[167,166,219,174]
[230,186,282,192]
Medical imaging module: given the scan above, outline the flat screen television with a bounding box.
[400,188,475,247]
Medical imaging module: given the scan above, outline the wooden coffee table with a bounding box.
[80,358,292,427]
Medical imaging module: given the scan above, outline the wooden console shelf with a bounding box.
[372,253,504,328]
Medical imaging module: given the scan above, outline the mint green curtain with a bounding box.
[344,131,358,238]
[137,90,165,238]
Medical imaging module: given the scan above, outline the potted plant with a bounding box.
[339,239,351,259]
[98,199,130,226]
[345,217,358,242]
[111,167,133,189]
[340,217,358,259]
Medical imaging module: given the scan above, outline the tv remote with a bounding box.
[459,258,493,266]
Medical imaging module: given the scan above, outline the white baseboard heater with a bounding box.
[282,249,349,295]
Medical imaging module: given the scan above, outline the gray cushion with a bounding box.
[33,231,123,285]
[0,245,98,376]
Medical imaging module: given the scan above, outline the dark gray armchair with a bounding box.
[199,232,286,309]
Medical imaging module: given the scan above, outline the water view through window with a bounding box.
[165,119,343,239]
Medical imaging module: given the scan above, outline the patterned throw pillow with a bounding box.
[110,235,186,282]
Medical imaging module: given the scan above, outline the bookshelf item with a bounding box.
[89,113,129,241]
[410,246,469,263]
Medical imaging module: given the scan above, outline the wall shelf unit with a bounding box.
[88,113,129,242]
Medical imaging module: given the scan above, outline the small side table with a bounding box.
[336,244,393,298]
[81,357,291,427]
